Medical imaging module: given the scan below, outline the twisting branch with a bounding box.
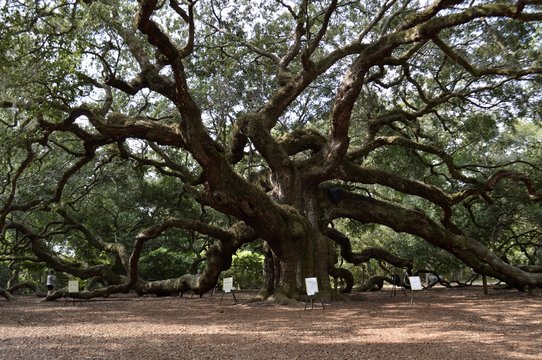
[0,287,15,301]
[0,142,36,227]
[278,0,305,69]
[6,220,126,287]
[133,218,257,294]
[325,225,412,293]
[136,0,201,121]
[277,128,327,156]
[486,171,542,202]
[326,188,542,288]
[325,227,413,270]
[359,0,399,40]
[346,135,542,204]
[398,0,466,31]
[135,217,237,242]
[433,36,542,77]
[137,1,181,62]
[350,135,478,184]
[313,1,542,184]
[301,0,338,68]
[169,0,195,58]
[52,147,96,203]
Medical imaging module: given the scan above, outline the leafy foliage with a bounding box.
[0,0,541,300]
[222,250,264,290]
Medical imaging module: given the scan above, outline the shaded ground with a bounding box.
[1,286,541,359]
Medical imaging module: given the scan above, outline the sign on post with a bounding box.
[304,277,324,310]
[65,280,82,306]
[219,277,237,305]
[223,277,233,293]
[68,280,79,293]
[409,276,422,290]
[305,277,319,296]
[408,276,422,304]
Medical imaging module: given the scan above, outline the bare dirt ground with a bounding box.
[1,286,541,360]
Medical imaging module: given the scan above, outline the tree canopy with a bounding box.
[0,0,541,301]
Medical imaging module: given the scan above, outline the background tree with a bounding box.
[0,0,541,302]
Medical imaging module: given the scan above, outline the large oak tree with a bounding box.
[1,0,541,301]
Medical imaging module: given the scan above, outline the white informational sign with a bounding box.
[305,277,319,296]
[68,280,79,293]
[408,276,423,291]
[223,277,233,293]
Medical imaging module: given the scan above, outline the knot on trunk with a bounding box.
[212,191,226,205]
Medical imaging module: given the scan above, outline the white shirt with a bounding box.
[46,274,56,286]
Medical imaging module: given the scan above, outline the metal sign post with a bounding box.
[219,277,237,305]
[304,277,325,310]
[408,276,423,305]
[64,280,82,305]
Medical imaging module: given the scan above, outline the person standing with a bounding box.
[46,270,56,296]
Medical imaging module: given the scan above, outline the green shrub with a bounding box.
[222,250,264,290]
[139,247,194,281]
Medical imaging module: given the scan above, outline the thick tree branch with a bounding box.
[135,217,237,243]
[0,287,15,301]
[328,190,542,288]
[325,227,413,269]
[133,217,258,294]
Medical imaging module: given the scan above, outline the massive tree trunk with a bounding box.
[255,176,335,300]
[262,229,333,300]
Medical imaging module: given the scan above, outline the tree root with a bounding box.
[0,286,15,301]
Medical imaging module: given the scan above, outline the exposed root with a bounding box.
[267,292,300,306]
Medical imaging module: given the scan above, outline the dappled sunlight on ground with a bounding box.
[1,287,541,359]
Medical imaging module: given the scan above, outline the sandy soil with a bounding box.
[1,286,541,360]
